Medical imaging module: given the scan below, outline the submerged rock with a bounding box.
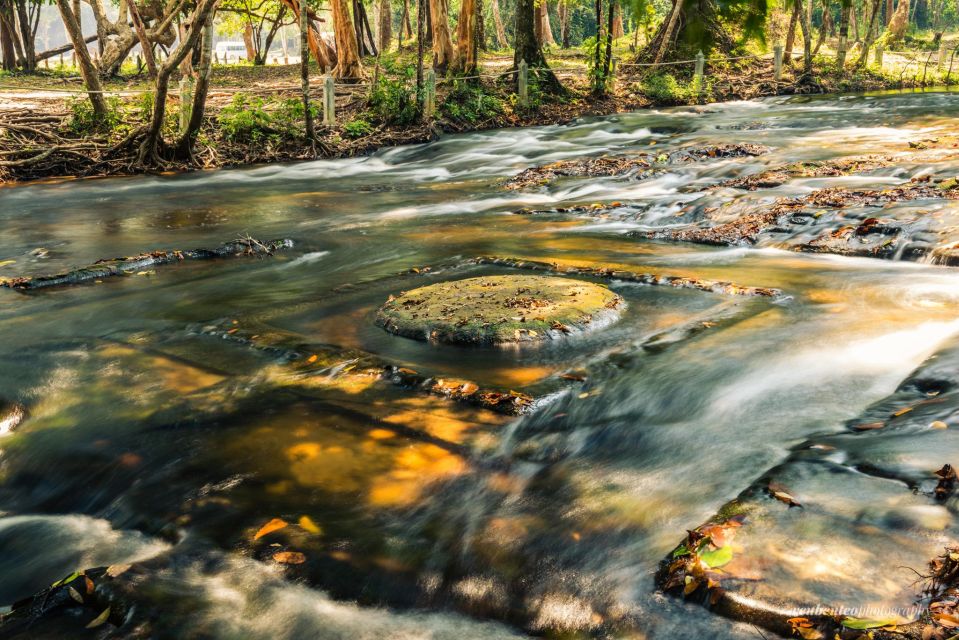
[375,275,624,345]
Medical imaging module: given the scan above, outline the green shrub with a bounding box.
[343,118,374,138]
[640,73,709,104]
[217,93,275,142]
[67,96,123,134]
[440,81,504,124]
[368,60,420,125]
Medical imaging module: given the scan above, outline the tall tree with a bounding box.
[886,0,909,41]
[456,0,477,72]
[836,0,851,65]
[138,0,219,165]
[331,0,364,78]
[429,0,456,71]
[535,1,556,46]
[855,0,882,65]
[55,0,108,118]
[491,0,509,48]
[175,7,214,158]
[513,0,561,88]
[378,0,392,52]
[639,0,766,63]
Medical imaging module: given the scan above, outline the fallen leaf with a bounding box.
[853,421,885,431]
[892,406,914,418]
[254,518,288,540]
[86,607,111,629]
[699,545,733,568]
[305,354,318,364]
[67,586,83,603]
[273,551,306,564]
[298,515,322,534]
[51,571,81,588]
[841,616,901,630]
[932,421,949,429]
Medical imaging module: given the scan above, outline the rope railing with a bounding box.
[5,42,955,132]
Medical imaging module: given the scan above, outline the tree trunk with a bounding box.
[513,0,560,89]
[653,0,685,64]
[856,0,882,66]
[299,0,314,139]
[14,0,36,70]
[800,0,812,74]
[887,0,909,42]
[331,0,364,79]
[836,0,851,66]
[558,0,570,48]
[429,0,456,71]
[535,1,556,46]
[455,0,477,72]
[127,0,157,79]
[0,15,16,71]
[378,0,392,52]
[600,0,613,88]
[55,0,108,118]
[243,23,255,60]
[175,9,214,158]
[416,0,424,102]
[491,0,508,48]
[357,0,378,55]
[611,2,623,39]
[784,1,799,64]
[138,0,218,165]
[886,0,894,23]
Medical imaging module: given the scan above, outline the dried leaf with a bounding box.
[298,515,322,535]
[85,607,111,629]
[305,354,318,364]
[932,421,949,429]
[841,616,901,630]
[106,564,131,578]
[273,551,306,564]
[67,586,83,603]
[254,517,288,540]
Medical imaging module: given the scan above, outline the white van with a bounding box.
[215,42,248,61]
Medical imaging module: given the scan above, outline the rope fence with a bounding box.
[4,40,957,130]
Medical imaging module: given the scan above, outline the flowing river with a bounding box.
[2,89,959,639]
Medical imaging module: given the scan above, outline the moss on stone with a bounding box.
[375,275,624,345]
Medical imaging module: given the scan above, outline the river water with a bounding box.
[2,89,959,638]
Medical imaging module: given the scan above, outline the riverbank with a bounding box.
[1,50,952,184]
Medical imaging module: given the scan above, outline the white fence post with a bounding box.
[424,68,436,117]
[323,74,335,125]
[693,50,705,93]
[178,76,194,135]
[518,59,528,107]
[875,44,883,68]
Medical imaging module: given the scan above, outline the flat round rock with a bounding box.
[375,275,624,345]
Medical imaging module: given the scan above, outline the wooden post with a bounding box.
[939,44,947,71]
[323,74,335,125]
[693,50,705,93]
[178,76,194,135]
[518,59,528,107]
[875,44,883,68]
[774,44,783,81]
[59,52,64,67]
[609,56,617,91]
[424,67,436,117]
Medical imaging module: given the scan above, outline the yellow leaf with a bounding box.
[0,260,15,267]
[86,607,111,629]
[298,515,322,535]
[67,586,83,603]
[932,421,948,429]
[106,564,131,578]
[273,551,306,564]
[305,354,318,364]
[892,406,914,418]
[254,518,288,540]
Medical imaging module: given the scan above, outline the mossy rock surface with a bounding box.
[375,275,624,345]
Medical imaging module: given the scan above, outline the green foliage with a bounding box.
[216,94,312,142]
[134,91,155,121]
[440,81,504,124]
[368,59,420,125]
[640,72,709,104]
[67,96,123,134]
[343,118,374,138]
[217,94,274,141]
